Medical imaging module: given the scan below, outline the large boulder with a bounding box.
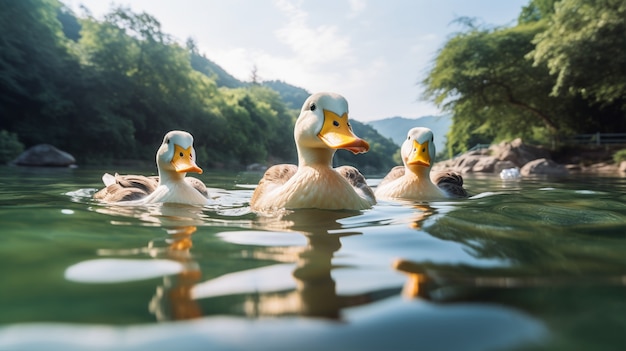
[491,138,551,167]
[520,158,568,176]
[450,154,483,173]
[13,144,76,167]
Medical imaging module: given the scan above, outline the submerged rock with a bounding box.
[13,144,76,167]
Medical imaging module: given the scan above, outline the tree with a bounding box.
[0,0,78,146]
[0,2,397,171]
[518,0,559,24]
[422,21,572,154]
[529,0,626,107]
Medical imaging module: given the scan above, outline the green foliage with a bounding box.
[518,0,559,24]
[261,80,311,110]
[613,150,626,164]
[0,1,394,172]
[423,22,565,154]
[529,0,626,106]
[423,0,626,155]
[187,39,245,89]
[0,130,24,164]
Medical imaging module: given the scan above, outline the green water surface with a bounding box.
[0,165,624,351]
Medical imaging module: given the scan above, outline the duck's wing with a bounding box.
[432,171,468,198]
[94,173,159,202]
[250,164,298,206]
[377,166,406,188]
[335,165,376,205]
[185,177,209,198]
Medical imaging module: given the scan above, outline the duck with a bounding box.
[374,127,467,201]
[94,130,209,205]
[250,92,376,212]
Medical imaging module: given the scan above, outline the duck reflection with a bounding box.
[89,202,209,321]
[92,202,211,227]
[194,209,392,319]
[149,225,203,321]
[407,203,437,230]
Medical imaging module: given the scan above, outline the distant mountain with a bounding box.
[368,115,452,154]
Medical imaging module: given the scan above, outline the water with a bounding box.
[0,165,624,351]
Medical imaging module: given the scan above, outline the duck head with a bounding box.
[156,130,203,179]
[402,127,435,174]
[294,92,369,164]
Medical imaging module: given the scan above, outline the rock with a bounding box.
[584,162,619,173]
[13,144,76,167]
[445,154,482,173]
[565,164,583,172]
[472,156,499,173]
[246,163,267,172]
[520,158,568,176]
[620,161,626,173]
[491,138,551,167]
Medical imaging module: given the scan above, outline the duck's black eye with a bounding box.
[407,136,411,140]
[179,152,184,157]
[166,138,170,144]
[310,103,316,111]
[333,120,339,127]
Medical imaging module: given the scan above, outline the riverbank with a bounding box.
[433,139,626,177]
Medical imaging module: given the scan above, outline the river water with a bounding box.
[0,165,624,350]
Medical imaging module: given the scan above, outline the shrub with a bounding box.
[613,149,626,164]
[0,130,24,164]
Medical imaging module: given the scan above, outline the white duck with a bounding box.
[250,92,375,212]
[375,127,467,201]
[94,130,209,205]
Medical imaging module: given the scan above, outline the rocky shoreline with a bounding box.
[433,138,626,177]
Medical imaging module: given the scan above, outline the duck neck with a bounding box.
[297,146,335,169]
[158,167,186,185]
[405,166,432,183]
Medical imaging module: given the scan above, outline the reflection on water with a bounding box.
[216,210,391,319]
[0,167,625,350]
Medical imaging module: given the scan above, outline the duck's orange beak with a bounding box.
[318,109,369,154]
[171,144,203,174]
[406,140,430,167]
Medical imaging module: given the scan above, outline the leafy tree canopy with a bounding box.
[529,0,626,106]
[0,0,396,173]
[422,0,626,155]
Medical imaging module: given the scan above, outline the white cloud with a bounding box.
[272,0,353,66]
[61,0,529,121]
[348,0,367,18]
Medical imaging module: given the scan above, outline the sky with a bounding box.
[62,0,529,122]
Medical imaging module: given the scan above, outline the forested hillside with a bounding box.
[0,0,398,172]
